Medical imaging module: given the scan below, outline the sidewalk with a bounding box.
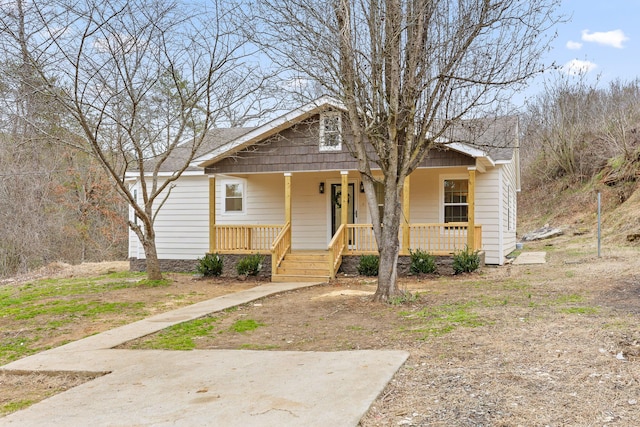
[1,281,408,426]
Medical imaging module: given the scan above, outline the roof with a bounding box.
[141,97,517,173]
[439,116,519,163]
[143,127,256,174]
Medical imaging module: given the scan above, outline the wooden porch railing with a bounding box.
[343,223,482,255]
[408,223,480,254]
[271,222,291,276]
[344,224,379,254]
[327,224,347,279]
[212,224,283,253]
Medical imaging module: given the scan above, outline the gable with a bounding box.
[194,97,516,175]
[205,115,475,174]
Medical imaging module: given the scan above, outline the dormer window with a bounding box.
[319,111,342,151]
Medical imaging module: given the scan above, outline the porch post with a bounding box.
[340,171,349,227]
[284,173,292,225]
[467,168,476,250]
[402,174,410,255]
[209,175,216,253]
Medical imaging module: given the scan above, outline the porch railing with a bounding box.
[344,224,379,254]
[343,223,482,255]
[408,223,481,254]
[271,222,291,276]
[212,224,283,253]
[327,224,347,279]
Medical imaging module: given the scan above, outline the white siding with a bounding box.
[500,159,518,258]
[216,174,285,225]
[408,169,441,223]
[129,175,210,260]
[129,162,518,264]
[293,173,331,249]
[475,167,502,264]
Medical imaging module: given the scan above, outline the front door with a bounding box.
[331,183,355,237]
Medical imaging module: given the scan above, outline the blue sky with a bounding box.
[518,0,640,106]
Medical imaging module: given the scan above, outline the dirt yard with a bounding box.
[2,236,640,425]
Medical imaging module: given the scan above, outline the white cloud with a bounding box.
[562,59,598,75]
[581,29,629,48]
[566,40,583,50]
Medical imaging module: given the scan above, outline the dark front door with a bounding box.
[331,183,355,237]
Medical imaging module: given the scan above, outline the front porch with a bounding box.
[210,222,482,282]
[208,169,482,281]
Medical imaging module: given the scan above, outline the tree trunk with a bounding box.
[141,234,163,281]
[372,182,403,302]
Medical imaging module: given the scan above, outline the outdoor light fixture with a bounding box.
[360,181,365,193]
[319,182,325,194]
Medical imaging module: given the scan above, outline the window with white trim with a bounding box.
[319,111,342,151]
[443,179,468,223]
[223,181,244,213]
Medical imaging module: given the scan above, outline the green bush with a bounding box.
[452,246,481,274]
[196,253,223,277]
[236,254,265,276]
[410,249,437,274]
[357,255,379,276]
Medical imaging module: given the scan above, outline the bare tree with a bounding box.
[0,0,127,276]
[522,76,640,190]
[23,0,264,280]
[256,0,561,300]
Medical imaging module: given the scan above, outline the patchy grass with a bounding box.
[230,319,264,333]
[1,399,34,415]
[0,273,159,364]
[400,302,485,338]
[129,317,219,351]
[560,306,599,315]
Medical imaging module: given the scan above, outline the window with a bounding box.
[224,181,244,213]
[443,179,468,223]
[319,112,342,151]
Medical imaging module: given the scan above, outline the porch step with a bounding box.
[271,274,330,283]
[272,251,332,283]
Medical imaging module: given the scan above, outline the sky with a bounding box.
[517,0,640,107]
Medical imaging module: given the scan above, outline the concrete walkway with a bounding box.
[1,281,409,426]
[513,251,547,265]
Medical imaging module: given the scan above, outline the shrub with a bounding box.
[196,253,223,277]
[452,246,481,274]
[236,254,264,276]
[410,249,437,274]
[357,254,379,276]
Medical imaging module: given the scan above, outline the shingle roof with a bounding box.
[441,116,519,162]
[144,127,256,173]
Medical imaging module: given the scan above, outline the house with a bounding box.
[128,96,520,281]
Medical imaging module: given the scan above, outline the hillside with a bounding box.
[518,176,640,246]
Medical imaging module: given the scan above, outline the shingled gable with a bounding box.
[191,96,517,174]
[192,95,345,169]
